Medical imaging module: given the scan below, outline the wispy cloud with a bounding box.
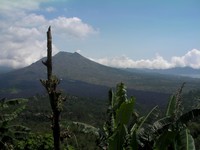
[45,6,56,12]
[0,0,97,68]
[93,49,200,69]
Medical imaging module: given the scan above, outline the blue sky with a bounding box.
[45,0,200,58]
[0,0,200,69]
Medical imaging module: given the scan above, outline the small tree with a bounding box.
[40,26,65,150]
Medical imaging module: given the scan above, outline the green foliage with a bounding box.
[96,83,200,150]
[151,83,200,150]
[1,81,199,150]
[101,83,133,149]
[15,133,54,150]
[165,83,185,120]
[178,128,195,150]
[97,83,159,149]
[72,122,100,136]
[166,95,176,117]
[71,123,101,149]
[0,98,29,149]
[189,121,200,149]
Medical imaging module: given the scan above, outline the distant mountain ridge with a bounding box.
[0,51,199,100]
[125,67,200,78]
[0,66,14,74]
[1,52,199,78]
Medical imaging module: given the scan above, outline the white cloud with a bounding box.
[171,49,200,69]
[50,17,97,38]
[93,49,200,69]
[0,17,58,68]
[0,0,45,17]
[15,14,47,28]
[0,36,59,68]
[0,0,97,68]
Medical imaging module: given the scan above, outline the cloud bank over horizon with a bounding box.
[0,0,97,68]
[93,49,200,69]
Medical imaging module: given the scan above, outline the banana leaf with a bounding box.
[178,128,196,150]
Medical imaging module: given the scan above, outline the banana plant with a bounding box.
[107,83,200,150]
[152,83,200,150]
[99,83,160,150]
[72,83,200,149]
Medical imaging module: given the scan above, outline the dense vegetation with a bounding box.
[1,82,200,149]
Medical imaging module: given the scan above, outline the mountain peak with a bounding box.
[55,51,81,56]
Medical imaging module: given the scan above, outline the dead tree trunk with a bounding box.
[40,26,64,150]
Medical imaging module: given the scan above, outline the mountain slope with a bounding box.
[0,51,199,98]
[52,52,138,87]
[50,52,200,92]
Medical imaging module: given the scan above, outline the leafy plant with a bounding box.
[97,83,200,150]
[151,83,200,150]
[96,83,159,150]
[15,133,54,150]
[0,98,29,149]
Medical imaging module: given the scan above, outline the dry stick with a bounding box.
[41,26,62,150]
